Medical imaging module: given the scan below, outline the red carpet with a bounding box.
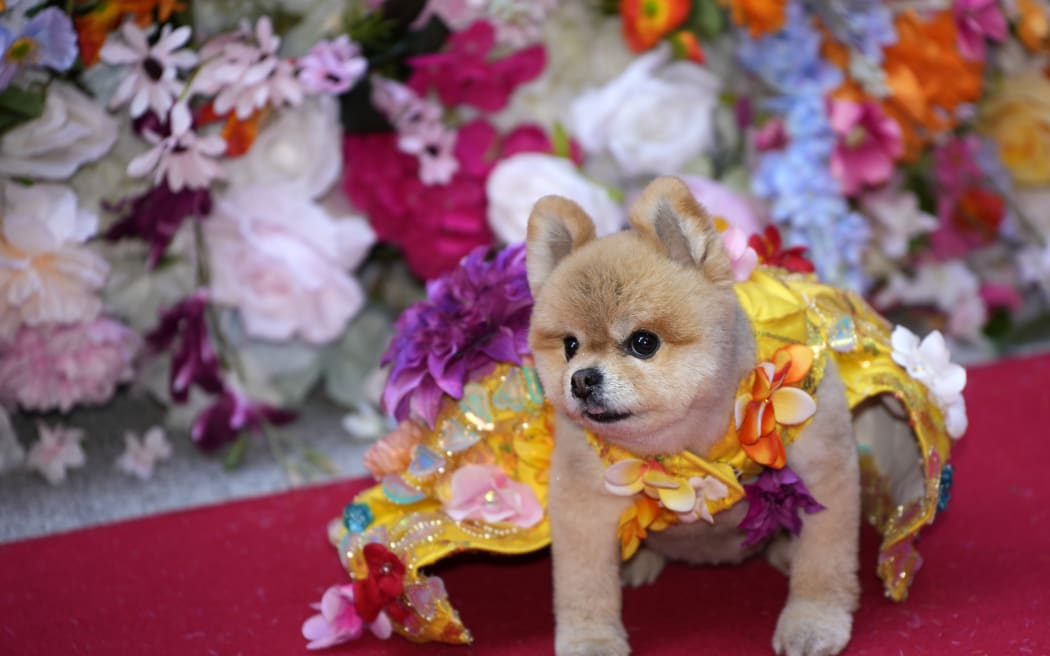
[3,352,1050,655]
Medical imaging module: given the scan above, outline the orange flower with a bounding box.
[1017,0,1050,52]
[618,495,670,559]
[723,0,787,38]
[364,420,426,479]
[951,187,1006,242]
[74,0,184,66]
[669,31,705,63]
[734,344,816,469]
[620,0,692,52]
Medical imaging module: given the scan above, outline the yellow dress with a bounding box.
[332,267,955,644]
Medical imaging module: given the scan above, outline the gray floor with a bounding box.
[0,392,372,544]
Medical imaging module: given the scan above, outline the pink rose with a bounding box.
[445,463,543,527]
[676,175,768,236]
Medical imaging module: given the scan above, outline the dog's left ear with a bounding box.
[526,195,596,296]
[628,176,734,285]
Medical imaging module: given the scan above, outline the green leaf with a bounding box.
[551,121,572,159]
[223,434,249,470]
[0,86,46,135]
[693,0,726,40]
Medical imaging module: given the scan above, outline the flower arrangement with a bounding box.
[1,0,1047,484]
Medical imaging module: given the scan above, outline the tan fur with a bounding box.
[526,177,863,656]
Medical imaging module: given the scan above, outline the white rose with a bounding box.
[0,82,118,180]
[570,44,721,179]
[205,185,376,345]
[486,153,624,245]
[224,96,342,199]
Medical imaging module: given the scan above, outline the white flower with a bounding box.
[0,406,24,474]
[1018,243,1050,298]
[127,103,226,191]
[485,153,624,244]
[115,426,172,479]
[569,44,720,178]
[859,187,938,259]
[27,423,86,485]
[0,81,118,180]
[101,22,198,119]
[0,181,109,337]
[101,237,196,332]
[678,475,730,524]
[874,262,987,341]
[891,326,968,438]
[224,96,342,199]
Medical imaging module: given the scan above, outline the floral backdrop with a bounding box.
[1,0,1049,484]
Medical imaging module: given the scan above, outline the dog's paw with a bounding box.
[620,548,665,587]
[772,599,853,656]
[556,631,630,656]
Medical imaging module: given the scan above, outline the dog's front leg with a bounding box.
[550,412,633,656]
[773,368,861,656]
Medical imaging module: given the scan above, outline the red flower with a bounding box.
[748,226,816,273]
[352,544,409,623]
[949,186,1005,243]
[620,0,692,52]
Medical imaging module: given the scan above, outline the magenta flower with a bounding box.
[408,20,545,111]
[454,118,558,179]
[191,389,296,451]
[380,243,532,426]
[445,464,543,527]
[301,584,393,650]
[754,117,788,152]
[828,99,902,197]
[954,0,1007,60]
[738,466,825,547]
[0,317,140,412]
[146,292,223,403]
[105,186,213,268]
[297,35,367,95]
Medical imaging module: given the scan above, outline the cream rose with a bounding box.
[979,71,1050,186]
[570,45,721,179]
[0,82,118,181]
[485,153,624,245]
[205,185,376,345]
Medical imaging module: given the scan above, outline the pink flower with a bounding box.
[828,99,903,197]
[721,226,759,282]
[115,426,172,479]
[954,0,1007,60]
[372,77,459,185]
[302,584,392,650]
[27,423,86,485]
[127,103,226,192]
[100,22,198,119]
[408,20,545,111]
[455,118,557,179]
[297,35,367,95]
[754,117,788,152]
[445,464,543,527]
[0,317,140,412]
[677,175,768,236]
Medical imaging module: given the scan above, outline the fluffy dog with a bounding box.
[526,177,872,656]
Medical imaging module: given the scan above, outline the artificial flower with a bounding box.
[455,118,567,180]
[26,423,86,485]
[618,494,669,559]
[193,17,304,119]
[978,71,1050,186]
[444,463,544,527]
[323,307,394,409]
[668,30,705,63]
[0,406,24,475]
[953,0,1007,60]
[191,388,297,451]
[351,543,409,624]
[0,81,118,180]
[604,458,697,513]
[858,188,938,259]
[372,76,459,185]
[364,420,426,479]
[828,99,903,196]
[101,22,198,119]
[1016,0,1050,52]
[747,226,815,273]
[297,35,367,95]
[875,262,987,340]
[204,185,375,344]
[0,6,77,89]
[224,96,342,199]
[1019,243,1050,298]
[0,316,139,412]
[738,466,824,547]
[100,237,196,333]
[73,0,182,67]
[678,176,768,236]
[734,344,816,469]
[485,153,623,245]
[146,291,224,403]
[677,475,731,524]
[723,0,788,37]
[105,185,212,268]
[381,244,532,426]
[408,20,545,112]
[302,584,393,650]
[115,426,172,479]
[890,326,968,438]
[720,226,759,282]
[619,0,691,52]
[570,44,720,177]
[127,103,227,191]
[754,117,788,152]
[0,181,109,337]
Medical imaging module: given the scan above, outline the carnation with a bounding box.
[0,317,140,412]
[381,244,532,426]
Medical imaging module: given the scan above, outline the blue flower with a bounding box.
[343,502,374,533]
[0,7,78,90]
[805,0,896,63]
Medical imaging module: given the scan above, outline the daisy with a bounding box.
[297,35,367,95]
[127,103,226,191]
[101,22,198,119]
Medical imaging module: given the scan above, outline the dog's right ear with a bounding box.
[526,196,596,295]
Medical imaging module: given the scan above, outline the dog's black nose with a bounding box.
[571,368,603,399]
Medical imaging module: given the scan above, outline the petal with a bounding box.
[734,393,750,428]
[770,387,817,425]
[657,482,696,513]
[738,402,764,445]
[641,469,682,490]
[741,432,787,469]
[604,459,647,491]
[778,344,814,385]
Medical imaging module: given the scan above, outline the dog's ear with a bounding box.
[526,196,597,295]
[628,176,733,285]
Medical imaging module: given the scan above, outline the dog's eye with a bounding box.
[563,336,579,361]
[626,331,660,359]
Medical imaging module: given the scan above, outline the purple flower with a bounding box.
[0,7,78,90]
[105,186,213,268]
[381,243,532,426]
[738,466,825,547]
[297,35,367,95]
[191,389,297,451]
[146,292,224,403]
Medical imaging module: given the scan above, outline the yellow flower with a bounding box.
[979,72,1050,187]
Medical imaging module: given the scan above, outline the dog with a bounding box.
[525,176,885,656]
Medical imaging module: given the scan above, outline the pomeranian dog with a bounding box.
[525,177,870,656]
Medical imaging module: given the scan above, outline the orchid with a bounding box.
[739,466,825,547]
[105,185,212,268]
[26,423,86,485]
[147,291,224,403]
[191,388,296,451]
[127,104,226,191]
[101,22,197,119]
[444,464,544,527]
[115,426,172,479]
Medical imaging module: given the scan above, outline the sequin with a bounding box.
[408,444,445,478]
[343,502,374,533]
[381,474,426,505]
[937,463,954,513]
